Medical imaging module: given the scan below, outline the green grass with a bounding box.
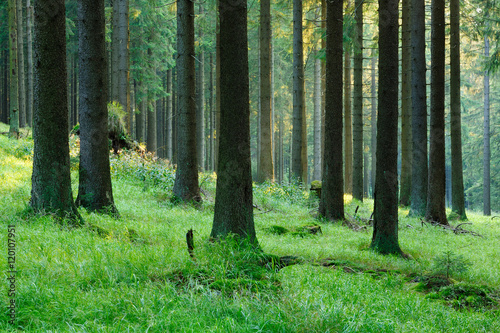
[1,123,499,332]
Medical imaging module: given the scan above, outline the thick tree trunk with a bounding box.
[8,0,19,138]
[211,0,256,244]
[313,53,322,182]
[370,52,377,198]
[410,0,428,217]
[258,0,274,183]
[319,0,344,222]
[450,0,467,220]
[371,0,403,256]
[426,0,448,225]
[31,0,80,221]
[292,0,307,184]
[344,49,352,194]
[17,0,25,128]
[352,0,363,201]
[483,35,491,216]
[173,0,200,203]
[400,0,412,207]
[26,0,33,127]
[76,0,118,215]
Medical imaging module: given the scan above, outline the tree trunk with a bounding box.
[292,0,307,184]
[344,49,352,194]
[257,0,274,183]
[215,0,220,173]
[166,68,173,162]
[313,53,322,182]
[410,0,428,217]
[196,3,205,171]
[113,0,130,134]
[319,0,344,222]
[31,0,81,221]
[370,52,377,198]
[371,0,403,256]
[136,80,146,143]
[17,0,26,128]
[400,0,412,207]
[211,0,256,245]
[209,53,214,170]
[426,0,448,225]
[1,49,8,124]
[352,0,363,201]
[173,0,201,203]
[483,35,491,216]
[156,72,165,159]
[26,0,33,127]
[76,0,118,215]
[8,0,19,138]
[146,46,157,154]
[450,0,467,220]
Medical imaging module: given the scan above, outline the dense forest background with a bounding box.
[0,0,498,213]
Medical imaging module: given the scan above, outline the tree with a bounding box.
[352,0,363,201]
[370,52,377,198]
[291,0,307,184]
[312,51,321,182]
[344,48,352,194]
[484,34,491,216]
[196,3,205,170]
[8,0,19,138]
[30,0,81,221]
[76,0,118,215]
[319,0,344,222]
[400,0,412,207]
[257,0,274,183]
[166,68,173,161]
[17,0,25,128]
[410,0,428,217]
[27,0,34,127]
[450,0,467,219]
[426,0,448,225]
[173,0,201,203]
[370,0,403,255]
[211,0,256,244]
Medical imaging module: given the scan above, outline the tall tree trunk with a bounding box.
[166,69,173,162]
[215,0,220,173]
[426,0,448,225]
[76,0,118,215]
[113,0,130,134]
[31,0,81,221]
[313,53,322,182]
[344,49,352,194]
[258,0,274,183]
[400,0,412,207]
[371,0,403,256]
[292,0,307,184]
[410,0,428,217]
[157,72,165,159]
[196,3,205,171]
[319,0,344,222]
[1,50,8,124]
[370,52,377,198]
[17,0,26,128]
[450,0,467,220]
[321,0,326,165]
[211,0,256,244]
[26,0,33,127]
[352,0,363,201]
[136,80,146,143]
[209,53,214,170]
[8,0,19,138]
[173,0,201,203]
[483,35,491,216]
[146,47,157,154]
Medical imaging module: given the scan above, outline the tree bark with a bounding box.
[211,0,256,245]
[76,0,118,215]
[400,0,412,207]
[31,0,81,221]
[426,0,448,225]
[196,3,205,170]
[352,0,363,201]
[344,49,352,194]
[8,0,19,138]
[17,0,26,128]
[258,0,274,183]
[146,47,157,154]
[26,0,33,127]
[371,0,403,256]
[410,0,428,217]
[370,52,377,198]
[291,0,307,184]
[319,0,344,222]
[483,35,491,216]
[166,68,173,161]
[450,0,467,220]
[313,53,322,182]
[173,0,201,203]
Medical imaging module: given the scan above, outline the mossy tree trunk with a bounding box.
[30,0,81,221]
[319,0,344,222]
[370,0,403,256]
[76,0,118,215]
[211,0,256,245]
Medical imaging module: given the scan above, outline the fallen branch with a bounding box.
[422,219,483,237]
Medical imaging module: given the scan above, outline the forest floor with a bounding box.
[1,122,499,332]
